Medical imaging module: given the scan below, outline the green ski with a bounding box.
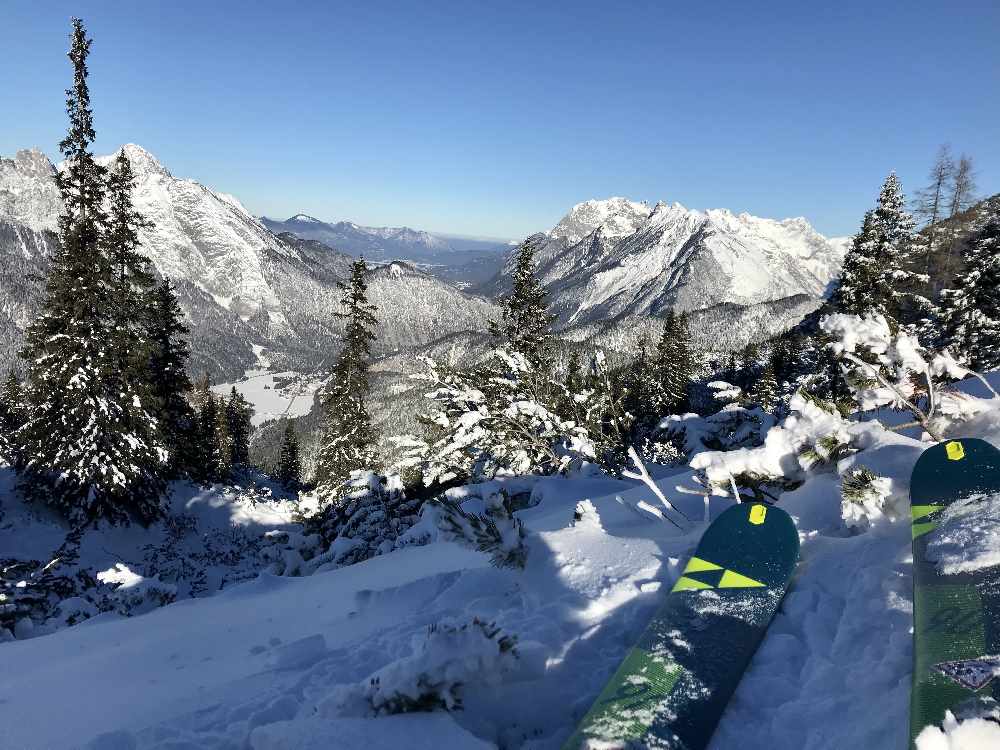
[563,502,799,749]
[910,437,1000,746]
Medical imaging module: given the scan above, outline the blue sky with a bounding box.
[2,1,998,239]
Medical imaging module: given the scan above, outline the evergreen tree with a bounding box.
[145,280,195,476]
[488,239,556,372]
[940,221,1000,371]
[213,403,233,479]
[314,259,379,504]
[831,174,925,326]
[0,371,24,463]
[277,421,302,489]
[747,363,779,413]
[16,19,165,524]
[224,387,253,467]
[105,149,157,377]
[649,312,694,417]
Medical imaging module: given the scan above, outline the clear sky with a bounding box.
[2,1,998,240]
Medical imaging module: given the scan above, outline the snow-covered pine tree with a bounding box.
[940,221,1000,371]
[488,238,556,373]
[16,19,165,524]
[314,259,379,505]
[277,420,302,489]
[830,210,878,316]
[212,400,234,479]
[104,149,157,373]
[224,387,253,467]
[191,383,226,482]
[144,280,195,477]
[747,363,779,413]
[832,174,932,334]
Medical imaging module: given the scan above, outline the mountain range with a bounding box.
[492,197,851,352]
[260,214,510,288]
[0,145,497,381]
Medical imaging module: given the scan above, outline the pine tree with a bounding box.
[831,210,878,316]
[831,174,925,326]
[648,312,693,418]
[16,19,165,524]
[105,149,157,377]
[145,280,195,476]
[748,363,779,413]
[224,387,253,467]
[941,221,1000,371]
[213,403,233,479]
[314,259,379,504]
[277,421,302,489]
[488,239,556,372]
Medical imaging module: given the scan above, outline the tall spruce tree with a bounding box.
[17,19,165,524]
[314,259,379,504]
[940,221,1000,371]
[489,239,556,371]
[105,149,157,376]
[831,174,924,327]
[277,421,302,489]
[650,312,694,416]
[145,280,195,476]
[225,387,254,467]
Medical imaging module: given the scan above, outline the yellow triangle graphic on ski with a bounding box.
[718,569,766,589]
[683,556,723,574]
[672,576,714,592]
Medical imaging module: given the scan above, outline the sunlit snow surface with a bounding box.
[926,493,1000,575]
[3,373,1000,749]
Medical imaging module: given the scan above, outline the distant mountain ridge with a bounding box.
[261,213,511,288]
[0,145,498,380]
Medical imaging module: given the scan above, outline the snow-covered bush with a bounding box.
[820,313,999,439]
[405,350,596,484]
[317,617,519,717]
[840,466,894,529]
[0,531,98,639]
[663,404,775,458]
[688,391,867,505]
[268,471,423,576]
[96,564,177,616]
[430,486,527,569]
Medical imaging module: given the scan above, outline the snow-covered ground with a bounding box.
[212,347,324,426]
[4,374,1000,749]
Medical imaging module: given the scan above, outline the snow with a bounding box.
[925,492,1000,574]
[212,366,324,427]
[6,372,1000,748]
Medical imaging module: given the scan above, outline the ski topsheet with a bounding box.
[910,438,1000,746]
[563,502,799,750]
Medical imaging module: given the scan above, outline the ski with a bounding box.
[909,437,1000,746]
[563,502,799,750]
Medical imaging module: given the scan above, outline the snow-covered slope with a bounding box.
[5,369,1000,749]
[500,197,848,349]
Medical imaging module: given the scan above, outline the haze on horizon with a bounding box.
[2,0,998,240]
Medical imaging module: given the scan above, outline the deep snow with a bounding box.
[4,377,1000,749]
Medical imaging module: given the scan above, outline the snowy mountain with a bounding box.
[0,145,498,380]
[499,197,849,350]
